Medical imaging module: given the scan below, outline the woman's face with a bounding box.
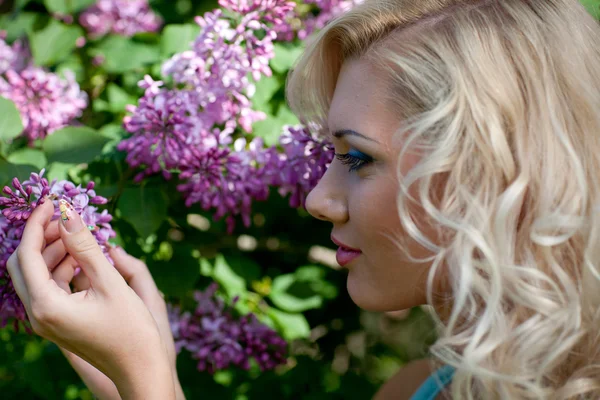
[306,58,436,312]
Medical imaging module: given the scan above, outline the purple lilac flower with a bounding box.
[0,67,87,143]
[169,283,288,373]
[0,169,115,329]
[79,0,162,38]
[273,0,363,41]
[0,33,29,75]
[273,125,334,208]
[118,1,334,229]
[177,144,272,233]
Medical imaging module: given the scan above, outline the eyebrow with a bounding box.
[332,129,380,143]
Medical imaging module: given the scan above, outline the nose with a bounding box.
[305,162,349,224]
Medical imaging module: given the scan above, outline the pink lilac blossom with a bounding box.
[0,169,115,330]
[0,68,88,143]
[0,33,28,75]
[79,0,162,38]
[274,0,363,41]
[169,283,288,373]
[273,125,334,208]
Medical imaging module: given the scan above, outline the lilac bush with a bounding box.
[118,0,333,231]
[0,34,87,143]
[0,170,115,330]
[79,0,162,38]
[169,283,288,373]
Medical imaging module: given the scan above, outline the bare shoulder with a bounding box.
[373,358,444,400]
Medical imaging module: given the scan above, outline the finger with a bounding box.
[108,247,162,305]
[6,251,31,309]
[72,270,91,293]
[58,200,120,292]
[51,255,79,294]
[17,199,55,293]
[44,220,61,244]
[42,239,67,272]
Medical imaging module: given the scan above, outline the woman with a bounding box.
[8,0,600,398]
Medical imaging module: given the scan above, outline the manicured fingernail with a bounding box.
[59,199,85,233]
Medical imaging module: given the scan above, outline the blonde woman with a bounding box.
[7,0,600,398]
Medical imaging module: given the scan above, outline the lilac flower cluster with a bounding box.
[0,34,87,143]
[274,0,363,41]
[79,0,162,38]
[0,169,115,330]
[118,0,334,231]
[169,283,288,373]
[272,125,334,208]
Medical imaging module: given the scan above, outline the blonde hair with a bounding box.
[287,0,600,398]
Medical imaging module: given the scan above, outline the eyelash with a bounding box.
[335,151,373,172]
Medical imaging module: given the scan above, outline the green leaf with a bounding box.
[106,83,137,113]
[160,24,200,56]
[0,12,38,42]
[252,105,299,146]
[251,76,281,113]
[44,0,96,13]
[149,255,199,297]
[91,36,160,74]
[270,43,304,74]
[581,0,600,18]
[7,148,47,170]
[118,186,168,238]
[212,254,247,298]
[0,159,38,187]
[267,308,311,341]
[42,127,110,164]
[269,274,323,313]
[0,97,24,141]
[29,20,83,66]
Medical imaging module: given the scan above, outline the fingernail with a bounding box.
[59,199,85,233]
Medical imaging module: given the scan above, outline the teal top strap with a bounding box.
[409,365,455,400]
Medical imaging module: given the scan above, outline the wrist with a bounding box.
[110,337,176,399]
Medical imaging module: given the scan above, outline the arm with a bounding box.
[373,358,435,400]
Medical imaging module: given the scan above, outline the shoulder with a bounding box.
[373,358,448,400]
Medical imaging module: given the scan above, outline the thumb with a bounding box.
[58,199,116,289]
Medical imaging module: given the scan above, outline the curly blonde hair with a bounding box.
[287,0,600,398]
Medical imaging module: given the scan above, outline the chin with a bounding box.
[346,273,406,312]
[346,269,427,312]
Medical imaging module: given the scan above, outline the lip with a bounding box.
[331,235,362,267]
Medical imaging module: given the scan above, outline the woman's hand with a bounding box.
[56,245,185,400]
[7,198,177,399]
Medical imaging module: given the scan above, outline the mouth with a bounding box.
[331,235,362,267]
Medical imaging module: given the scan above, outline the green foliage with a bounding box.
[29,20,84,67]
[90,36,161,73]
[160,23,200,56]
[582,0,600,18]
[42,127,110,164]
[0,97,24,141]
[117,186,169,237]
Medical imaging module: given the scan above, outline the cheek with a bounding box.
[350,173,402,242]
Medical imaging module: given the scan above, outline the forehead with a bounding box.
[327,58,399,140]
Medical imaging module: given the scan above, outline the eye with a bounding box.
[335,150,374,172]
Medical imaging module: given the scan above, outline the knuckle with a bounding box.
[6,253,17,274]
[30,297,59,327]
[74,236,99,254]
[15,246,27,262]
